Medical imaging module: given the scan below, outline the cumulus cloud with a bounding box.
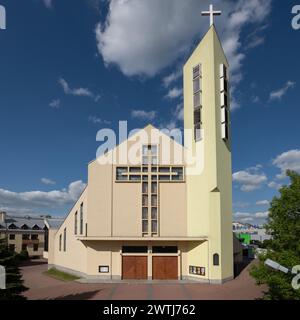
[233,166,267,192]
[269,81,296,101]
[268,181,281,190]
[131,110,157,121]
[272,149,300,179]
[0,180,86,216]
[96,0,272,98]
[163,69,183,88]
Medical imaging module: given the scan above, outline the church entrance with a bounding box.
[122,256,148,280]
[152,256,178,280]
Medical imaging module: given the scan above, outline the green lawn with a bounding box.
[44,268,80,282]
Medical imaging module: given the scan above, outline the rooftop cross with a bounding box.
[201,4,222,27]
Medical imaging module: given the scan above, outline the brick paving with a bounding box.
[20,260,267,300]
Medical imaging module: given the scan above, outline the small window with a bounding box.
[193,65,201,79]
[21,224,29,230]
[142,207,148,219]
[116,167,128,181]
[9,234,15,240]
[129,167,140,173]
[129,175,141,181]
[151,220,158,234]
[172,167,184,181]
[32,224,41,230]
[193,92,202,108]
[74,211,78,235]
[22,234,30,240]
[31,234,38,240]
[142,220,148,233]
[80,203,83,235]
[152,246,178,254]
[142,182,148,194]
[8,224,17,230]
[213,253,220,266]
[194,108,201,125]
[151,182,158,194]
[151,207,158,220]
[159,175,170,181]
[151,195,157,206]
[142,195,148,206]
[193,78,201,93]
[194,123,202,142]
[33,244,39,252]
[122,246,148,253]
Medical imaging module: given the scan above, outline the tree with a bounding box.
[0,238,27,300]
[251,170,300,300]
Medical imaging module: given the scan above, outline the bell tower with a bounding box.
[184,5,233,283]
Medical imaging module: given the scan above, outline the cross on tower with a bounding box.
[201,4,222,27]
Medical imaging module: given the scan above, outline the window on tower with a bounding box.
[220,63,230,141]
[193,64,202,142]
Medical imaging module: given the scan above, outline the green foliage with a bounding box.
[0,238,28,300]
[18,250,29,261]
[250,171,300,300]
[45,268,80,282]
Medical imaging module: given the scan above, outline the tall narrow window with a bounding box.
[220,64,230,141]
[63,228,66,252]
[193,64,202,142]
[80,203,83,235]
[74,211,78,235]
[59,234,62,251]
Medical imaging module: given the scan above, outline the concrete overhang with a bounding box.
[77,236,207,242]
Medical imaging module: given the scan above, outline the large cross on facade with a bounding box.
[201,4,222,27]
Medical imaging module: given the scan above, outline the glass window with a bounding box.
[142,195,148,206]
[159,175,170,181]
[142,207,148,220]
[194,109,201,125]
[151,145,158,156]
[151,182,158,194]
[151,195,157,206]
[122,246,148,253]
[59,234,62,251]
[193,65,201,79]
[159,167,170,173]
[172,167,184,181]
[151,220,158,234]
[74,211,78,235]
[142,220,148,233]
[193,92,201,108]
[80,203,83,235]
[33,244,39,252]
[116,167,127,181]
[152,175,157,181]
[9,234,15,240]
[129,167,141,173]
[22,234,30,240]
[194,123,201,142]
[151,167,158,172]
[142,156,148,165]
[129,175,141,181]
[151,156,158,165]
[213,253,220,266]
[142,175,148,181]
[193,78,200,93]
[142,166,148,172]
[63,228,66,252]
[151,207,158,220]
[152,246,178,254]
[142,145,149,156]
[31,234,38,240]
[142,182,148,194]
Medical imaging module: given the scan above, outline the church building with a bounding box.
[47,7,234,284]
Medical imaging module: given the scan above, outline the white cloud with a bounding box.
[88,116,111,125]
[41,178,56,185]
[272,149,300,177]
[163,69,182,88]
[49,99,60,109]
[165,87,183,100]
[43,0,53,9]
[269,81,296,101]
[0,181,86,216]
[58,78,99,101]
[256,200,269,206]
[234,211,269,222]
[268,181,281,190]
[233,166,267,192]
[96,0,272,98]
[131,110,157,121]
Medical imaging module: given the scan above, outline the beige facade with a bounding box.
[48,25,234,283]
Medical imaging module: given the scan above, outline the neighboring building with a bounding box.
[48,21,234,283]
[233,222,272,243]
[0,211,45,257]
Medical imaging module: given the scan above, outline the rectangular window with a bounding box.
[151,220,158,234]
[193,78,201,94]
[142,220,148,234]
[159,175,170,181]
[172,167,184,181]
[151,182,158,194]
[22,234,30,240]
[193,92,202,108]
[152,246,178,254]
[22,244,27,251]
[142,194,148,206]
[129,175,141,181]
[116,167,128,181]
[193,65,201,79]
[75,211,78,235]
[142,207,148,220]
[59,234,62,251]
[151,207,158,220]
[63,228,66,252]
[33,244,39,252]
[9,234,15,240]
[151,195,157,206]
[122,246,148,253]
[80,203,83,235]
[220,77,228,92]
[31,234,38,240]
[142,182,148,194]
[99,266,109,273]
[129,167,140,173]
[194,123,201,142]
[221,123,229,140]
[194,108,201,125]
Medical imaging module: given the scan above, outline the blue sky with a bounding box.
[0,0,299,224]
